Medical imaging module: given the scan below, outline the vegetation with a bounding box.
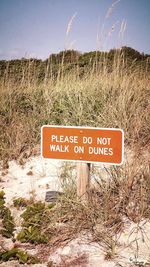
[44,161,150,253]
[0,46,149,265]
[0,191,15,238]
[0,47,149,83]
[0,248,40,264]
[0,46,149,161]
[13,197,33,209]
[17,201,54,244]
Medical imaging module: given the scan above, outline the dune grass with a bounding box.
[0,50,149,161]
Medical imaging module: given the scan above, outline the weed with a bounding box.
[0,248,40,264]
[0,191,15,238]
[17,201,54,244]
[13,197,32,209]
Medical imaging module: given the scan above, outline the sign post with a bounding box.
[41,125,124,201]
[77,162,90,201]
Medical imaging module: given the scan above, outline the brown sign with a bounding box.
[41,126,124,165]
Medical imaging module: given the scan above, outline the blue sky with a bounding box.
[0,0,150,59]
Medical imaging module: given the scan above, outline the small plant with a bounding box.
[17,201,52,244]
[13,197,31,208]
[0,191,15,238]
[0,191,5,208]
[0,248,40,264]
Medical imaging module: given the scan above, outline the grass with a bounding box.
[35,160,149,266]
[0,48,150,265]
[0,49,149,161]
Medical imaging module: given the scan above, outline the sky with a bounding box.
[0,0,150,60]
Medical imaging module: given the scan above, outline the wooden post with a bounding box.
[77,162,90,202]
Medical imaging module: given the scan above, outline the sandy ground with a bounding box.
[49,221,150,266]
[0,221,150,267]
[0,156,62,204]
[0,155,113,205]
[0,154,150,266]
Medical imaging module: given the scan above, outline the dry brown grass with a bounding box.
[43,157,149,259]
[0,51,149,161]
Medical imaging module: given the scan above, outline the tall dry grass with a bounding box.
[0,51,149,161]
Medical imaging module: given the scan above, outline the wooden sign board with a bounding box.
[41,126,124,165]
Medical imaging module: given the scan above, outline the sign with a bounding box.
[41,126,124,165]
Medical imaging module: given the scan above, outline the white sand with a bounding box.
[0,156,62,204]
[0,152,150,267]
